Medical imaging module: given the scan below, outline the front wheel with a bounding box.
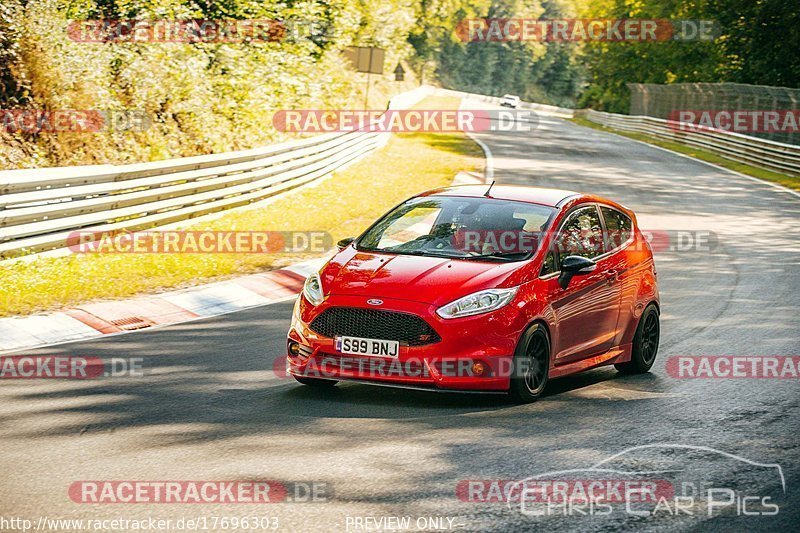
[615,304,660,374]
[508,324,550,403]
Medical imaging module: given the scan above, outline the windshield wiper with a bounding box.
[458,251,530,261]
[370,248,474,259]
[357,245,522,261]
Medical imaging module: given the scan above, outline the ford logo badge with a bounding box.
[367,299,383,306]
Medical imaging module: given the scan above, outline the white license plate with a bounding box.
[335,336,399,358]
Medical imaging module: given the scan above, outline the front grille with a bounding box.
[309,307,441,346]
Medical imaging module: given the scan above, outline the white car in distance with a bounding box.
[501,94,521,108]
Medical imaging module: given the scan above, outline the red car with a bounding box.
[286,184,660,402]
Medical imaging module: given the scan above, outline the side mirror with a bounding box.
[337,237,356,250]
[558,255,596,289]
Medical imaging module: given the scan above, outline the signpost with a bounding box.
[343,46,385,109]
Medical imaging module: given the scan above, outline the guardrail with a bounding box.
[0,119,392,259]
[583,109,800,177]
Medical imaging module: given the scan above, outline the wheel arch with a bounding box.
[516,318,552,358]
[529,318,551,342]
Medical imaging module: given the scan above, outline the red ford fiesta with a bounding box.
[286,184,660,402]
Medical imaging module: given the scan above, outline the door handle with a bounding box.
[605,269,618,282]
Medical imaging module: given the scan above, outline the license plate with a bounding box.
[335,336,399,358]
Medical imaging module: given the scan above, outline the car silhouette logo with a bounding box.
[367,299,383,306]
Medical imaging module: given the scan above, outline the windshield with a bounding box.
[357,196,555,261]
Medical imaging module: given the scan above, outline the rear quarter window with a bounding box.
[600,206,633,251]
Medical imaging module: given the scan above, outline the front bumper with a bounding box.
[286,294,529,392]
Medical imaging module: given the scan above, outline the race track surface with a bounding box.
[2,101,798,531]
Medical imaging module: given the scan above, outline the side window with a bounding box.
[540,251,557,276]
[555,206,605,260]
[600,207,633,251]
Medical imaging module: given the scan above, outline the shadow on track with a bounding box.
[1,299,668,448]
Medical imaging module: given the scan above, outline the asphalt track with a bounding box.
[1,100,799,532]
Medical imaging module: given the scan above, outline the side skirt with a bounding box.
[549,343,632,379]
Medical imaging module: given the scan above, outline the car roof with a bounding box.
[420,184,581,208]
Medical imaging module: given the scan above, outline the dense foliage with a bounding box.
[577,0,799,112]
[0,0,795,167]
[1,0,421,167]
[410,0,584,106]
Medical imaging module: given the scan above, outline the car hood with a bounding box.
[321,248,525,306]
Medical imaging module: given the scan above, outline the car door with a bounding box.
[540,204,623,364]
[598,205,640,347]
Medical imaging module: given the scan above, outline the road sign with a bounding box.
[343,46,385,75]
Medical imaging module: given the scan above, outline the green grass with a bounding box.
[570,115,800,191]
[0,96,483,317]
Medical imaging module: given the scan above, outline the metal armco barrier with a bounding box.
[584,109,800,177]
[0,121,395,259]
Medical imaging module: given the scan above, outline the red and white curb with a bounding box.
[0,258,327,354]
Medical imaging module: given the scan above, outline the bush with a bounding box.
[0,0,420,168]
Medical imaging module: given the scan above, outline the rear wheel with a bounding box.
[615,304,660,374]
[509,324,550,403]
[293,376,338,387]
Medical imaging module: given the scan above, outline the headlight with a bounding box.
[436,287,518,319]
[302,273,324,306]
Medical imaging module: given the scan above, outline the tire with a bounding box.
[293,376,338,387]
[615,304,660,374]
[508,323,550,403]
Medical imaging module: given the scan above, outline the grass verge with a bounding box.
[0,96,483,317]
[570,115,799,192]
